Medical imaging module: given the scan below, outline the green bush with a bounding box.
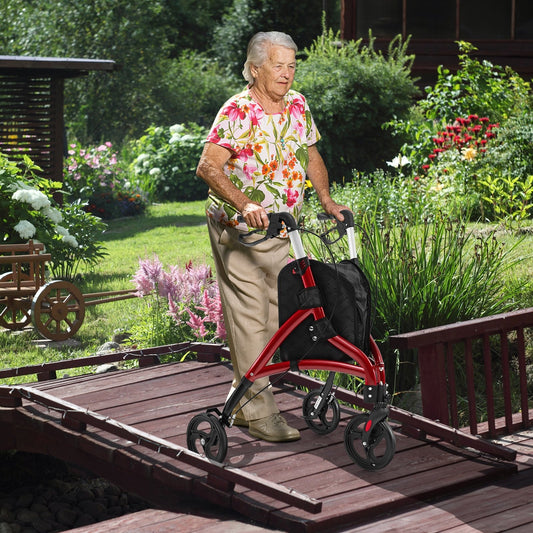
[155,51,241,129]
[420,42,531,124]
[129,123,209,202]
[0,152,107,280]
[294,30,419,179]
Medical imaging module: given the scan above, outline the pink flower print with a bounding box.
[207,128,222,144]
[288,98,305,119]
[237,144,254,161]
[249,103,264,125]
[221,101,246,121]
[285,187,299,208]
[243,163,257,180]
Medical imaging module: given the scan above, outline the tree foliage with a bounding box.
[295,31,419,179]
[0,0,339,147]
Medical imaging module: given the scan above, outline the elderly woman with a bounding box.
[197,31,348,442]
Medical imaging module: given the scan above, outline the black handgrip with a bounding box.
[237,212,298,246]
[317,209,354,244]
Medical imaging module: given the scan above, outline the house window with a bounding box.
[406,0,456,39]
[356,0,402,38]
[460,0,511,39]
[516,0,533,39]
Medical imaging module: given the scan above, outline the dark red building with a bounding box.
[341,0,533,86]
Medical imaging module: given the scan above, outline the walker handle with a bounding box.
[237,212,298,247]
[317,209,354,240]
[317,210,358,259]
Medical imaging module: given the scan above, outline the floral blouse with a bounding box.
[205,87,320,230]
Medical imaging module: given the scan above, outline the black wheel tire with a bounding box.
[186,413,228,463]
[302,390,341,435]
[344,413,396,470]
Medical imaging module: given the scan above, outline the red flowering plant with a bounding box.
[414,115,500,217]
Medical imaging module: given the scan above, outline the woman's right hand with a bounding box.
[241,202,269,230]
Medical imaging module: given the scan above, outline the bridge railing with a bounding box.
[389,308,533,439]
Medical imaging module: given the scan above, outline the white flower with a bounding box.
[169,124,185,134]
[42,206,63,224]
[149,167,161,176]
[62,234,79,248]
[14,220,36,240]
[55,225,69,237]
[387,154,410,168]
[135,153,150,163]
[12,188,51,210]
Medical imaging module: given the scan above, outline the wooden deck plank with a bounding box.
[1,359,529,533]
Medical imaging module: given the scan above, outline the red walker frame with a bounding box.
[187,211,395,470]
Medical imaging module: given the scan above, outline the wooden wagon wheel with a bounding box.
[31,280,85,341]
[0,272,32,330]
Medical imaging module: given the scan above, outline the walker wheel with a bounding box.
[302,390,341,435]
[344,413,396,470]
[187,413,228,463]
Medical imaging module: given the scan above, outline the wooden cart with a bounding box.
[0,240,137,341]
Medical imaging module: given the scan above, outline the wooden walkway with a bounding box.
[1,358,532,532]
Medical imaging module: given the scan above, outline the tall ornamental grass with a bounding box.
[357,213,522,394]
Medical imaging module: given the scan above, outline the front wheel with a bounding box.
[187,413,228,463]
[344,413,395,470]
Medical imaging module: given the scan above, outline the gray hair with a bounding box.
[242,31,298,85]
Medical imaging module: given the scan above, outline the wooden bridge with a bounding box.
[1,335,532,532]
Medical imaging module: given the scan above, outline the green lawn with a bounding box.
[1,201,532,385]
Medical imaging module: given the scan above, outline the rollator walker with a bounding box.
[187,210,395,470]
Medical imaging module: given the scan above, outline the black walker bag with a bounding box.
[278,258,372,362]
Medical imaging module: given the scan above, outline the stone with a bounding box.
[95,363,118,374]
[96,341,120,354]
[55,506,77,527]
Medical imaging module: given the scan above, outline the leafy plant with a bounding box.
[357,213,521,393]
[0,152,107,279]
[129,123,209,202]
[479,173,533,227]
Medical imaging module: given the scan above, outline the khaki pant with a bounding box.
[207,217,290,421]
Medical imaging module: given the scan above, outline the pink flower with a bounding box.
[186,308,207,339]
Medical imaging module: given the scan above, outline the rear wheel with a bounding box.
[302,390,340,435]
[0,272,31,330]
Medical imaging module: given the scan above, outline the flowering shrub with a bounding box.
[129,255,225,348]
[129,123,208,202]
[64,141,147,219]
[411,115,500,217]
[0,152,107,278]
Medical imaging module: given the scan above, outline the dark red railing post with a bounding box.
[418,343,449,424]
